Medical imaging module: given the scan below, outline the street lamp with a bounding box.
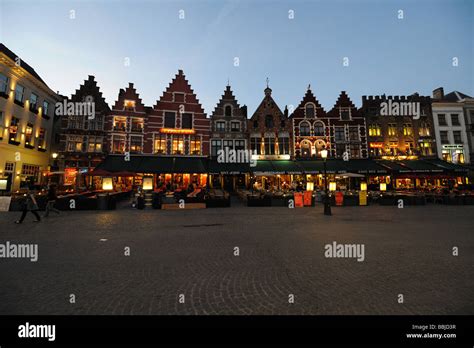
[320,147,332,216]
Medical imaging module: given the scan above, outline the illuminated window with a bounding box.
[403,124,413,136]
[154,134,166,154]
[112,135,126,154]
[172,135,184,154]
[388,124,397,137]
[369,124,381,136]
[190,136,201,155]
[418,122,430,136]
[113,116,127,131]
[87,136,103,152]
[124,99,136,111]
[25,123,33,146]
[130,136,143,153]
[131,118,144,132]
[9,116,19,141]
[67,135,84,152]
[350,144,360,158]
[37,128,46,149]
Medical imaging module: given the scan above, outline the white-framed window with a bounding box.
[68,115,84,129]
[224,105,232,117]
[129,135,143,153]
[67,135,84,152]
[0,73,9,93]
[14,84,24,103]
[87,136,103,153]
[299,121,310,136]
[340,108,351,121]
[154,134,166,154]
[43,100,50,117]
[231,121,240,132]
[305,103,315,117]
[216,121,226,132]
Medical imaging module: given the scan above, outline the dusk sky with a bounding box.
[1,0,472,114]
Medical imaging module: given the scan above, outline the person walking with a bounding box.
[15,189,41,224]
[44,184,60,217]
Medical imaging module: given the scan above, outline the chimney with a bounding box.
[241,105,248,118]
[284,105,289,118]
[433,87,444,99]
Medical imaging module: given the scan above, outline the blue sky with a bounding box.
[1,0,472,114]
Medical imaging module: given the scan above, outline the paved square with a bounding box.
[0,205,473,315]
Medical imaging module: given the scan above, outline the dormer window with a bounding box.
[305,103,315,117]
[124,99,136,111]
[225,105,232,117]
[340,108,351,121]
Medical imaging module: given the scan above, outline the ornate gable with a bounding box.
[70,75,110,113]
[112,82,146,112]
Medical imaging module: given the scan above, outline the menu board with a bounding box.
[0,197,12,212]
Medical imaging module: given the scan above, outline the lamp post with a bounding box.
[320,147,332,216]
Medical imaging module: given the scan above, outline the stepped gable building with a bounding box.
[361,94,435,159]
[290,86,328,158]
[209,84,248,158]
[248,82,292,160]
[326,91,368,159]
[144,70,210,156]
[108,83,147,154]
[58,75,110,178]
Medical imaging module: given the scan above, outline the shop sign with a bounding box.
[442,144,463,150]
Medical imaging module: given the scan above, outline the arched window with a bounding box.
[305,103,315,117]
[299,122,310,136]
[225,105,232,117]
[314,122,325,136]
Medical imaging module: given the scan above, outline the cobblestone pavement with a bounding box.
[0,205,473,315]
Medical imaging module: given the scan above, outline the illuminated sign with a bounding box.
[369,143,383,148]
[160,128,195,135]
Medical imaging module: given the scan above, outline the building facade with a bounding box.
[144,70,210,156]
[431,88,471,164]
[361,94,435,159]
[107,83,147,155]
[248,84,292,160]
[0,44,60,192]
[210,85,248,158]
[58,75,110,186]
[290,87,328,158]
[326,91,368,159]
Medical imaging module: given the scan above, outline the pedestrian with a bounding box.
[44,184,60,217]
[15,189,41,224]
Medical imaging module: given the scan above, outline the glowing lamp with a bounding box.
[329,182,336,191]
[52,152,58,159]
[143,177,153,190]
[360,182,367,191]
[102,177,113,191]
[380,183,387,191]
[320,148,328,159]
[306,182,314,191]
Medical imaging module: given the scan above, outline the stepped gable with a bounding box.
[250,85,285,121]
[112,82,146,112]
[153,69,206,115]
[327,91,358,117]
[289,87,326,119]
[211,85,244,117]
[70,75,110,113]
